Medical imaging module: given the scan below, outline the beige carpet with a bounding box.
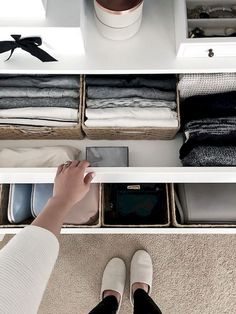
[1,234,236,314]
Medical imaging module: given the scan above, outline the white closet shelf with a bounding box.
[2,167,236,183]
[1,228,236,235]
[1,0,236,73]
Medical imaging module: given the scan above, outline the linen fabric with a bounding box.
[87,86,176,101]
[0,87,79,98]
[178,73,236,98]
[0,226,59,314]
[0,146,80,167]
[0,75,81,89]
[85,118,178,128]
[86,107,177,120]
[86,98,177,110]
[0,97,79,109]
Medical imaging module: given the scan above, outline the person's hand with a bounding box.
[52,160,95,210]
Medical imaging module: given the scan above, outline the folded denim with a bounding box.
[0,87,80,98]
[181,145,236,166]
[0,107,78,121]
[86,98,176,109]
[0,118,78,127]
[0,97,79,109]
[180,92,236,124]
[0,75,81,89]
[86,107,177,120]
[178,73,236,98]
[0,146,80,167]
[86,75,176,90]
[85,118,178,128]
[87,86,176,101]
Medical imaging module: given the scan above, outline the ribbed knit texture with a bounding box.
[0,226,59,314]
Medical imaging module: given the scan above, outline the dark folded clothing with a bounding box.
[0,97,79,109]
[184,117,236,131]
[0,75,81,89]
[180,92,236,124]
[180,129,236,159]
[86,75,176,90]
[181,145,236,166]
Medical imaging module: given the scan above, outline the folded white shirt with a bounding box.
[85,118,178,128]
[0,107,78,121]
[0,146,80,167]
[86,107,177,120]
[0,118,78,127]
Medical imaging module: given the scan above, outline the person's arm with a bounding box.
[32,160,95,237]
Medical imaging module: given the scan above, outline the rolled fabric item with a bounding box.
[86,107,177,120]
[86,75,176,90]
[0,107,78,121]
[0,226,59,314]
[0,146,80,167]
[0,87,80,98]
[0,75,81,89]
[85,118,178,128]
[181,145,236,166]
[180,91,236,124]
[178,73,236,99]
[86,98,177,109]
[0,97,79,109]
[87,86,176,101]
[0,118,78,127]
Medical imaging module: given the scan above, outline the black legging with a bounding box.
[89,289,162,314]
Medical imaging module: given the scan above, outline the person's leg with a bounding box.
[89,257,126,314]
[130,250,163,314]
[89,295,118,314]
[133,288,162,314]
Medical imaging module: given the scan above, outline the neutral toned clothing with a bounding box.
[0,118,78,127]
[0,226,59,314]
[0,146,80,167]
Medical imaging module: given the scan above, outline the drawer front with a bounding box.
[181,43,236,58]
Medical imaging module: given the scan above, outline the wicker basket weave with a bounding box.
[0,75,84,140]
[169,184,236,228]
[82,77,180,140]
[0,184,102,229]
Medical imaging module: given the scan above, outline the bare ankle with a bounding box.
[132,282,149,294]
[103,290,120,303]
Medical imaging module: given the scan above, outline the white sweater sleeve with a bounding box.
[0,226,59,314]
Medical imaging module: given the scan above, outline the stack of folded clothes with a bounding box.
[85,75,178,128]
[0,75,80,127]
[179,73,236,166]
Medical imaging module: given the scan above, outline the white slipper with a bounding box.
[130,250,153,306]
[100,257,126,313]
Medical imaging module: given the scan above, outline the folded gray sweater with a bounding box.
[0,87,80,98]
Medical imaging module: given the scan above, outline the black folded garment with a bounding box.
[180,91,236,125]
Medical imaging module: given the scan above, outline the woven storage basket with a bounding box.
[0,184,102,229]
[169,184,236,228]
[0,75,84,140]
[82,77,180,140]
[102,184,170,227]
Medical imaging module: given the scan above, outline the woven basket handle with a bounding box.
[19,127,53,135]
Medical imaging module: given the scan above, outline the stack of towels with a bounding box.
[85,75,178,128]
[0,75,80,127]
[179,73,236,166]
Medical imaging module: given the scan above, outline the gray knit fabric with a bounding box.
[178,73,236,99]
[182,145,236,166]
[86,98,176,109]
[0,87,80,98]
[0,97,79,109]
[184,118,236,132]
[0,75,80,89]
[87,86,176,101]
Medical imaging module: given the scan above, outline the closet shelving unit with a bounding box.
[1,0,236,235]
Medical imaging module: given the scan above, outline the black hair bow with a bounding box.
[0,35,57,62]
